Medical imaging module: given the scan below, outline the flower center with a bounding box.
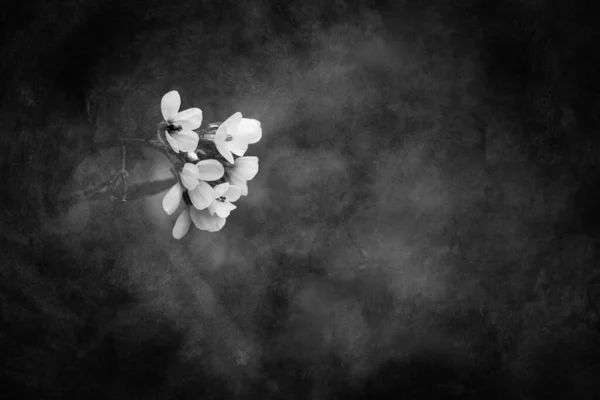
[217,196,227,202]
[225,135,233,142]
[168,123,183,133]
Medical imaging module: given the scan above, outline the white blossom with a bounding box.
[161,90,203,153]
[214,112,262,164]
[208,183,242,218]
[162,160,225,216]
[227,156,259,196]
[190,207,227,232]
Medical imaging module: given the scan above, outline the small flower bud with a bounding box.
[186,151,199,162]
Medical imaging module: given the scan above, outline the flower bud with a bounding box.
[186,151,199,162]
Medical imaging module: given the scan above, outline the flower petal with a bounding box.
[230,156,259,181]
[215,142,234,164]
[227,176,249,196]
[180,163,201,190]
[172,129,199,153]
[208,200,218,215]
[213,182,230,197]
[214,113,243,164]
[172,208,192,239]
[208,217,227,232]
[189,181,214,210]
[161,90,181,121]
[228,132,249,157]
[214,124,227,145]
[223,112,243,134]
[214,112,242,142]
[239,118,262,144]
[165,132,180,153]
[196,159,225,181]
[225,185,242,202]
[190,207,219,231]
[162,183,183,215]
[214,201,236,218]
[173,108,203,130]
[215,144,234,164]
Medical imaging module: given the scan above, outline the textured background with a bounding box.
[1,0,600,398]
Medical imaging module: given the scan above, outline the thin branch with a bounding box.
[57,124,220,209]
[121,177,178,201]
[58,177,178,209]
[57,170,126,207]
[120,137,150,142]
[57,136,178,208]
[119,141,128,202]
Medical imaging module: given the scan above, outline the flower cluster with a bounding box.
[159,91,261,239]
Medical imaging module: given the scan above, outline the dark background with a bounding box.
[1,0,600,398]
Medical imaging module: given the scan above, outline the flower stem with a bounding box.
[59,122,224,208]
[119,136,182,165]
[119,141,128,202]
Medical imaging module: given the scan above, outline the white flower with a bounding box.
[227,156,259,196]
[190,207,227,232]
[162,160,224,215]
[171,202,226,238]
[171,183,240,238]
[208,183,242,218]
[172,203,228,239]
[161,90,203,153]
[171,201,227,239]
[214,112,262,164]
